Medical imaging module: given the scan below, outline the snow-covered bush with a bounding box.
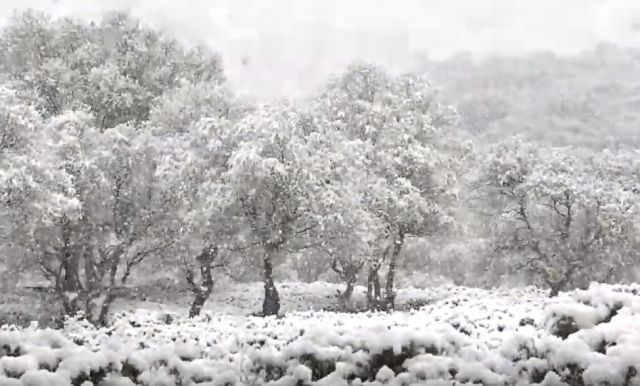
[1,283,638,385]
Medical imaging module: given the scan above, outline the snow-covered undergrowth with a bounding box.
[1,283,639,386]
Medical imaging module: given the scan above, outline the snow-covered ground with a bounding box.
[112,281,484,316]
[1,282,639,385]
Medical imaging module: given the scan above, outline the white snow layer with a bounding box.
[0,282,639,385]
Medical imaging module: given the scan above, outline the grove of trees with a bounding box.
[1,10,639,325]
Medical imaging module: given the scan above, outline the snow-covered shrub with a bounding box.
[0,283,639,385]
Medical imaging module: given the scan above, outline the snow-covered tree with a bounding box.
[148,81,249,133]
[0,10,225,130]
[480,137,640,296]
[213,104,359,315]
[0,10,231,322]
[3,109,177,324]
[322,204,378,306]
[305,123,383,306]
[314,63,464,310]
[154,112,247,317]
[0,87,76,216]
[0,87,79,289]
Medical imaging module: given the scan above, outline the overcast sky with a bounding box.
[2,0,640,98]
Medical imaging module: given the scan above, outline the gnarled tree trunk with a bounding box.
[330,256,364,307]
[343,281,355,303]
[95,245,126,326]
[366,262,382,311]
[189,288,210,318]
[546,271,571,298]
[59,219,82,317]
[262,245,280,316]
[384,230,405,311]
[548,278,568,298]
[186,245,218,318]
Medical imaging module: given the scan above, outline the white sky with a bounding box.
[2,0,640,99]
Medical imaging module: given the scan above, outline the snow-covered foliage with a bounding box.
[0,10,224,129]
[0,87,79,224]
[312,63,468,310]
[1,283,639,385]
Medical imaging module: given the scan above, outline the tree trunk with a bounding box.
[262,246,280,316]
[94,247,126,325]
[97,292,117,326]
[546,270,570,298]
[60,291,80,317]
[548,278,567,298]
[342,280,355,304]
[367,264,382,311]
[188,260,215,318]
[189,290,210,318]
[60,222,82,317]
[383,259,397,310]
[331,257,362,307]
[384,231,405,311]
[548,280,567,297]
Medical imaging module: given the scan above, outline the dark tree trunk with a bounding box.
[189,290,210,318]
[60,293,80,317]
[188,266,214,318]
[94,247,126,325]
[547,277,568,298]
[546,271,571,298]
[383,263,397,310]
[262,247,280,316]
[549,282,564,297]
[60,221,82,317]
[366,264,382,311]
[384,231,405,311]
[186,246,218,318]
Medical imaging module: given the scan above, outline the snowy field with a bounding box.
[1,282,639,385]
